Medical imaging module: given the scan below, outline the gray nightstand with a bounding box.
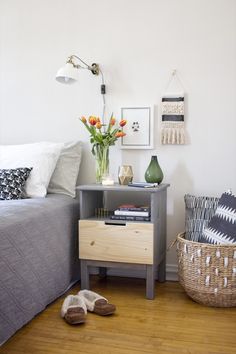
[77,183,170,299]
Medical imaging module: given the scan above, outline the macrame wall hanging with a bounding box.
[161,70,186,145]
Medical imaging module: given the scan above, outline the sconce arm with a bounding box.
[67,55,99,75]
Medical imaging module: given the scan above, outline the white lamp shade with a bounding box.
[56,63,79,84]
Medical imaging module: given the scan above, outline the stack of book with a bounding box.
[110,204,151,222]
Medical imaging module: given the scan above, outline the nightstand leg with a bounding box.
[146,265,155,299]
[99,267,107,278]
[158,258,166,282]
[80,260,90,289]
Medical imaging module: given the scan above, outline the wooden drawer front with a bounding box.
[79,220,153,264]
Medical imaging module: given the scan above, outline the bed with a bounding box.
[0,194,80,345]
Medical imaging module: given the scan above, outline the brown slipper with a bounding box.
[78,290,116,316]
[61,295,87,324]
[93,298,116,316]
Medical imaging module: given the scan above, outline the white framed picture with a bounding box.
[120,106,154,149]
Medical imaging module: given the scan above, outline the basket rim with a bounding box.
[177,232,236,248]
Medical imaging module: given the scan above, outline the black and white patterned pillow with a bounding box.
[200,191,236,244]
[0,167,32,200]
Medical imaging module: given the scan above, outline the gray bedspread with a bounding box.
[0,194,80,345]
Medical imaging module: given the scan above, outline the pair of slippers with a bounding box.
[61,290,116,325]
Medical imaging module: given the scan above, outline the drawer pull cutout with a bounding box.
[104,221,126,226]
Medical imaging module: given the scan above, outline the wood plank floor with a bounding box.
[1,276,236,354]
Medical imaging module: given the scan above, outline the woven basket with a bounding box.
[177,232,236,307]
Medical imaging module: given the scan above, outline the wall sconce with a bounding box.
[56,54,106,118]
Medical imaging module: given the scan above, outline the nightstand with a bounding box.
[77,183,170,299]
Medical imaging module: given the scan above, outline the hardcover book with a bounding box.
[128,182,159,188]
[118,205,150,212]
[110,215,151,222]
[114,210,150,217]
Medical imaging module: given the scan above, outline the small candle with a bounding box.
[102,176,114,186]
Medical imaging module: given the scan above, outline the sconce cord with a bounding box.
[99,68,106,122]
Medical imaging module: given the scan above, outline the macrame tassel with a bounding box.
[161,122,185,145]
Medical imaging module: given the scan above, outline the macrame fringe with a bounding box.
[161,122,185,145]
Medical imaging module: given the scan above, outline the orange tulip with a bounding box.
[89,116,97,126]
[81,116,87,123]
[110,117,116,126]
[115,131,126,138]
[119,119,127,127]
[96,121,102,129]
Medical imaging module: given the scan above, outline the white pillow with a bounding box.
[48,141,82,198]
[0,142,62,197]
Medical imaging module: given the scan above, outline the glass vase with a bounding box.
[94,144,109,183]
[144,155,163,184]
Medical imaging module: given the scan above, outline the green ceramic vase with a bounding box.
[144,155,163,184]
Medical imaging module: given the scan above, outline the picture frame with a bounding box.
[120,106,154,149]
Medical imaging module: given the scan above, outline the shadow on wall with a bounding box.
[166,162,193,262]
[77,143,95,185]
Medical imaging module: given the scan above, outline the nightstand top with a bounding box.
[77,183,170,193]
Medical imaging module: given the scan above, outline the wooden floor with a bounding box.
[1,276,236,354]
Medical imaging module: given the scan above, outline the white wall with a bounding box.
[0,0,236,271]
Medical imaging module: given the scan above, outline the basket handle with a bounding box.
[166,232,185,252]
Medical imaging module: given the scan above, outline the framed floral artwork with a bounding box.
[120,106,154,149]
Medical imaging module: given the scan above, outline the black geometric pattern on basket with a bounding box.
[0,167,32,200]
[201,191,236,245]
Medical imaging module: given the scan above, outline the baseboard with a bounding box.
[166,264,178,281]
[89,263,178,281]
